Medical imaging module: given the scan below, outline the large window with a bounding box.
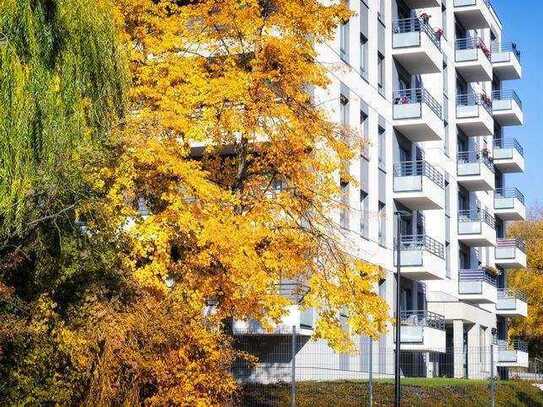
[360,190,369,238]
[360,33,368,79]
[340,182,350,230]
[378,124,386,169]
[378,201,386,246]
[377,52,385,96]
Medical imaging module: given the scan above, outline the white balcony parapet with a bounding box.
[496,289,528,318]
[458,209,496,247]
[395,234,446,280]
[397,310,447,353]
[491,42,522,80]
[393,160,445,210]
[453,0,496,29]
[497,339,529,368]
[393,87,444,142]
[455,36,493,82]
[457,151,495,191]
[458,269,498,304]
[232,283,314,336]
[456,92,494,136]
[493,138,525,173]
[492,89,524,126]
[495,239,527,269]
[392,17,442,74]
[495,188,526,221]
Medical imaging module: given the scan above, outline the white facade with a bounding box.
[236,0,528,380]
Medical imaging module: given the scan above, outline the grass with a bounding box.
[238,378,543,406]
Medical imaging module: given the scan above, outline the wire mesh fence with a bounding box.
[229,327,534,407]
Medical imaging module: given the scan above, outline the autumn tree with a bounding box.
[1,0,391,405]
[508,209,543,356]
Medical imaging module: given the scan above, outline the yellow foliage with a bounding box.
[109,0,389,357]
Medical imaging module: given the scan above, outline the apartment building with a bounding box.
[233,0,528,382]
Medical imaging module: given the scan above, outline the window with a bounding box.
[443,61,449,97]
[340,181,350,230]
[360,33,368,79]
[340,1,350,63]
[445,241,451,279]
[441,3,447,41]
[377,0,385,22]
[360,190,369,238]
[360,110,369,158]
[378,201,386,246]
[378,124,386,169]
[340,93,349,126]
[377,52,385,96]
[444,120,449,156]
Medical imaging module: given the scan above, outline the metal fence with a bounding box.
[231,329,522,407]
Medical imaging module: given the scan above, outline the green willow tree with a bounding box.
[0,0,127,403]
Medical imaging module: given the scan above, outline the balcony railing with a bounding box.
[457,92,493,115]
[393,160,445,189]
[494,138,524,157]
[458,269,497,286]
[392,17,441,50]
[491,42,521,61]
[400,310,446,331]
[393,88,443,120]
[457,150,495,172]
[492,89,523,109]
[497,238,526,253]
[458,208,496,229]
[397,234,445,259]
[456,36,491,60]
[496,188,525,205]
[498,288,527,304]
[497,339,528,353]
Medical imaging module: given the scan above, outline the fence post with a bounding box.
[368,339,373,407]
[291,325,296,407]
[490,343,496,407]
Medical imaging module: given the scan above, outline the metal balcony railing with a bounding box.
[457,92,493,115]
[400,310,446,331]
[492,89,522,109]
[458,208,496,229]
[393,160,445,189]
[498,288,527,303]
[456,36,491,60]
[397,234,445,259]
[457,150,495,172]
[497,339,528,353]
[491,42,521,61]
[494,138,524,157]
[497,238,526,253]
[458,269,497,286]
[392,17,441,50]
[496,188,525,205]
[393,88,443,120]
[275,282,310,304]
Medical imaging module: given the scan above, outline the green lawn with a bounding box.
[238,379,543,406]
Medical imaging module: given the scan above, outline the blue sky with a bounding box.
[493,0,543,208]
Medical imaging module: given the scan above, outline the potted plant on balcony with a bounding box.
[482,265,500,276]
[477,38,491,59]
[481,93,492,109]
[434,28,444,40]
[420,12,431,24]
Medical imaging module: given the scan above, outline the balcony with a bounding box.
[458,209,496,247]
[458,269,498,304]
[495,239,527,269]
[453,0,495,29]
[392,17,442,74]
[455,37,492,82]
[398,310,446,353]
[393,88,443,142]
[492,90,524,126]
[496,289,528,318]
[395,235,446,280]
[457,151,495,191]
[491,42,522,80]
[495,188,526,221]
[402,0,441,8]
[497,339,529,368]
[456,93,494,136]
[393,161,445,210]
[493,138,525,173]
[232,283,314,336]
